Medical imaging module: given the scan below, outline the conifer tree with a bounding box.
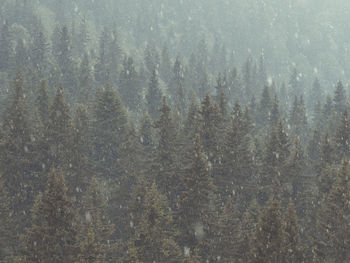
[248,199,283,263]
[317,160,350,262]
[0,70,37,226]
[22,169,78,263]
[270,95,280,126]
[119,56,141,111]
[177,134,215,250]
[220,110,255,202]
[70,105,91,197]
[139,112,155,149]
[216,197,241,262]
[92,84,127,178]
[94,28,109,84]
[128,182,182,262]
[215,72,228,119]
[146,67,163,119]
[333,81,347,117]
[152,97,178,202]
[334,110,350,158]
[55,26,76,96]
[173,56,187,117]
[110,124,146,239]
[0,21,12,72]
[283,137,306,200]
[45,85,73,171]
[0,176,16,261]
[308,129,321,164]
[237,199,261,262]
[35,79,50,125]
[281,200,305,263]
[78,53,94,104]
[160,42,172,84]
[199,94,221,167]
[258,85,271,127]
[76,176,114,263]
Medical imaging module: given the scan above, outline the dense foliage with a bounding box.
[1,1,350,262]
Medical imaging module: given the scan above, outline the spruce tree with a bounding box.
[146,67,163,120]
[317,160,350,262]
[0,176,16,261]
[35,79,50,125]
[45,85,73,171]
[152,97,178,203]
[334,110,350,158]
[119,56,141,111]
[248,199,283,263]
[177,134,215,250]
[76,176,115,263]
[128,182,182,262]
[216,197,241,262]
[281,200,305,263]
[0,21,12,72]
[333,81,347,117]
[91,84,127,178]
[237,199,261,262]
[22,169,78,263]
[0,70,37,226]
[78,53,94,104]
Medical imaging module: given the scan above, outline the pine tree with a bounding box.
[288,68,301,99]
[45,85,73,171]
[152,97,179,204]
[308,77,323,108]
[171,56,186,117]
[119,56,141,111]
[283,137,306,200]
[15,39,28,69]
[248,199,283,263]
[78,53,93,104]
[139,112,154,149]
[91,84,127,178]
[22,169,78,263]
[258,85,271,127]
[76,176,115,263]
[35,79,50,124]
[281,200,305,263]
[94,28,109,85]
[55,26,76,96]
[110,124,146,240]
[70,105,91,197]
[334,110,350,158]
[0,176,16,261]
[237,199,261,262]
[317,132,337,196]
[216,197,241,262]
[128,182,182,262]
[0,70,37,226]
[260,121,290,202]
[308,128,321,164]
[317,160,350,262]
[199,94,222,167]
[107,29,122,84]
[146,67,163,120]
[215,72,229,119]
[177,134,215,250]
[160,42,172,84]
[333,81,347,117]
[220,111,255,203]
[270,95,280,126]
[0,21,12,72]
[289,95,308,140]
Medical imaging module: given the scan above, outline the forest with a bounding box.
[1,0,350,262]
